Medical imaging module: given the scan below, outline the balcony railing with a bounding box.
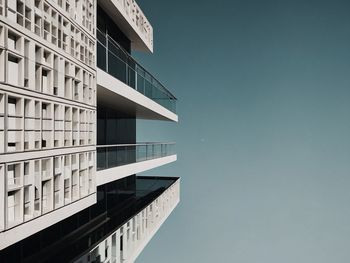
[97,29,177,113]
[97,142,176,171]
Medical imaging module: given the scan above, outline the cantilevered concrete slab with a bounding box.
[97,69,178,122]
[98,0,153,52]
[96,155,177,186]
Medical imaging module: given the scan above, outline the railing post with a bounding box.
[104,148,108,169]
[106,32,109,73]
[125,57,128,86]
[146,144,148,160]
[135,65,138,92]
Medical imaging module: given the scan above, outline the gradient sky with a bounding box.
[134,0,350,262]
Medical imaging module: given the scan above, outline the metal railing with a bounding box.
[97,142,176,171]
[97,29,177,113]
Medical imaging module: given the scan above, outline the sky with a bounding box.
[134,0,350,262]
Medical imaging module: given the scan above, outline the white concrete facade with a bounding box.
[98,0,153,52]
[0,0,97,249]
[0,192,96,250]
[1,0,179,259]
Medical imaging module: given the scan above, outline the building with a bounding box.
[0,0,179,262]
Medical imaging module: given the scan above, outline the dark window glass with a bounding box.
[97,42,106,71]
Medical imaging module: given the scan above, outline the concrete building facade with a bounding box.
[0,0,179,262]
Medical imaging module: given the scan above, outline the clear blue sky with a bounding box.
[135,0,350,262]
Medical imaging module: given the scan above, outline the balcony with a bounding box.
[96,142,176,186]
[75,177,180,263]
[97,29,177,120]
[97,142,175,170]
[98,0,153,52]
[0,176,180,263]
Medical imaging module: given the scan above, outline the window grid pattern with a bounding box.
[3,0,95,67]
[0,0,96,235]
[0,90,95,154]
[1,151,96,230]
[0,23,96,106]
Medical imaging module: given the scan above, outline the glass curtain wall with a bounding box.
[97,105,136,146]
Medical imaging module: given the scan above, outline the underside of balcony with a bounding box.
[97,69,178,122]
[0,176,180,263]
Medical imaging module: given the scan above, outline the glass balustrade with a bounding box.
[97,29,177,113]
[97,142,176,171]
